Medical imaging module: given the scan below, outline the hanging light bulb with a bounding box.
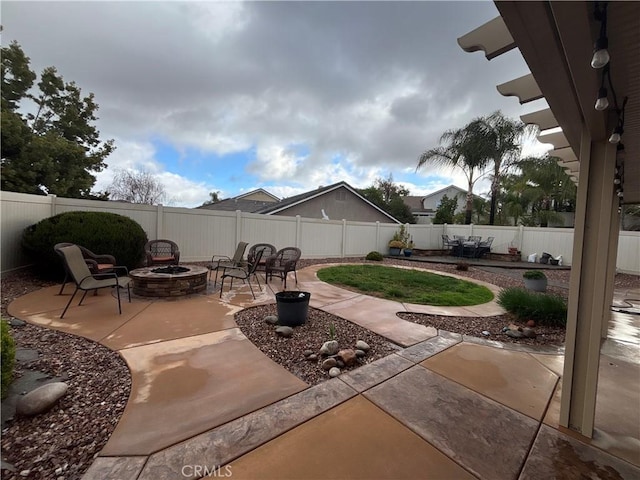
[609,126,622,144]
[617,191,624,198]
[595,87,609,110]
[591,37,610,68]
[613,177,621,185]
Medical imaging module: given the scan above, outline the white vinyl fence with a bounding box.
[2,191,639,274]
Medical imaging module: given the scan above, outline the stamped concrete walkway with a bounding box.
[7,263,639,479]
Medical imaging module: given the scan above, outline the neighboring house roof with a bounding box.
[197,198,277,212]
[423,185,468,200]
[403,196,426,212]
[257,181,401,223]
[197,188,280,213]
[235,188,280,202]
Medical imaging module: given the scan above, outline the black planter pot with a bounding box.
[403,249,413,257]
[276,291,311,326]
[389,247,401,256]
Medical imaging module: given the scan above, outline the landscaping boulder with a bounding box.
[320,340,339,356]
[321,358,337,371]
[275,326,294,338]
[16,382,68,417]
[355,340,370,352]
[337,349,357,367]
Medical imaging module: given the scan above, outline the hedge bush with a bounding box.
[1,320,16,399]
[497,287,567,326]
[22,211,148,278]
[365,251,384,261]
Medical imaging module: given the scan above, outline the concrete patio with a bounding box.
[7,263,639,479]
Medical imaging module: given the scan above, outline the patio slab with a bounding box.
[13,288,152,342]
[101,295,241,350]
[322,295,436,347]
[421,343,559,420]
[100,328,307,456]
[338,353,414,393]
[81,456,147,480]
[140,379,357,480]
[227,395,476,480]
[521,424,640,479]
[544,355,640,466]
[364,366,539,480]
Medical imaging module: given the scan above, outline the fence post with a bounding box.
[48,194,57,217]
[295,215,301,248]
[156,204,164,240]
[375,221,380,252]
[342,219,347,258]
[236,210,242,244]
[518,225,524,252]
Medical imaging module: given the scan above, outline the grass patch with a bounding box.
[317,264,494,306]
[497,287,567,326]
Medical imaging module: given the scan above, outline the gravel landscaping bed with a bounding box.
[0,259,635,479]
[1,270,131,480]
[397,312,566,346]
[235,304,400,386]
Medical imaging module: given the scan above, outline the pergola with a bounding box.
[458,1,639,438]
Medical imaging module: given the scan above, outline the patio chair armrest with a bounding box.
[210,254,232,263]
[93,254,117,264]
[78,271,117,287]
[113,265,129,275]
[84,259,99,271]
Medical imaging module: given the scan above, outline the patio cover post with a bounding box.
[602,196,622,339]
[561,136,618,437]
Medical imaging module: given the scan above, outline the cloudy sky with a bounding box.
[2,1,551,207]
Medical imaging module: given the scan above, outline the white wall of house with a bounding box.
[2,191,639,274]
[421,186,467,214]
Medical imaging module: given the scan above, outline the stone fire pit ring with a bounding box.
[129,265,208,297]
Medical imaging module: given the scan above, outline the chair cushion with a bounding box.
[96,264,115,271]
[152,256,175,262]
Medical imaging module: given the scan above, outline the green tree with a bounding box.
[501,156,576,226]
[1,41,114,197]
[479,111,536,225]
[358,174,415,223]
[472,196,489,224]
[417,119,493,224]
[432,194,457,224]
[201,191,222,206]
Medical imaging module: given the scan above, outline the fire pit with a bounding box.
[129,265,208,297]
[151,266,190,275]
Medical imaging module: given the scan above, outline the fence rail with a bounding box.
[2,191,639,274]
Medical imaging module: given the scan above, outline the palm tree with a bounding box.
[480,111,537,225]
[510,156,577,226]
[417,119,492,224]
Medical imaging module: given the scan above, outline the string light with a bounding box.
[591,3,610,68]
[609,97,627,144]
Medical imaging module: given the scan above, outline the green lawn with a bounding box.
[316,264,494,306]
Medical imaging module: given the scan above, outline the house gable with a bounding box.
[259,182,400,223]
[235,189,280,203]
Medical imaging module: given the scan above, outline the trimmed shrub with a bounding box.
[456,261,469,271]
[523,270,546,279]
[1,320,16,399]
[22,211,148,278]
[365,251,384,261]
[498,287,567,326]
